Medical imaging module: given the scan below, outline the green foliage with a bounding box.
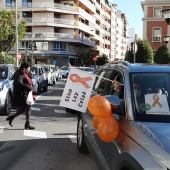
[0,53,16,64]
[0,10,27,53]
[154,45,170,64]
[79,52,109,66]
[136,39,153,63]
[124,50,134,63]
[96,54,109,65]
[125,39,153,63]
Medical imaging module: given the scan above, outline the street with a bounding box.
[0,80,98,170]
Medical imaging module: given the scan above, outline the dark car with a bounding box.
[0,64,17,115]
[77,61,170,170]
[30,66,48,94]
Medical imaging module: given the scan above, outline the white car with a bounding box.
[60,66,70,78]
[0,64,17,115]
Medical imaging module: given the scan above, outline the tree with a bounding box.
[154,45,170,64]
[0,10,27,53]
[96,54,109,65]
[125,39,153,63]
[0,53,16,64]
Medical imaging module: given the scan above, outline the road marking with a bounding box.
[37,96,61,100]
[24,130,47,139]
[69,135,77,143]
[34,102,64,107]
[0,126,5,133]
[54,109,67,114]
[31,107,41,111]
[36,91,52,100]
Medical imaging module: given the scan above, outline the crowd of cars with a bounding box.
[0,64,68,115]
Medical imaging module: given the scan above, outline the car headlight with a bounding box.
[0,83,4,91]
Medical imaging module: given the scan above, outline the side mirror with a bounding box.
[105,95,120,110]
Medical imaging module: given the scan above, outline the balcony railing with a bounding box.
[79,22,95,34]
[24,32,95,46]
[79,8,95,23]
[6,2,79,11]
[79,0,95,12]
[24,17,78,26]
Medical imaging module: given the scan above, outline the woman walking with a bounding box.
[6,62,35,129]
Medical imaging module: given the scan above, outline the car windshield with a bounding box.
[61,66,68,70]
[30,68,38,75]
[131,73,170,123]
[0,67,7,79]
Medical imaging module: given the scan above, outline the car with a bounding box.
[41,65,57,85]
[51,66,62,80]
[30,66,48,94]
[60,66,69,78]
[0,64,17,115]
[77,67,94,74]
[77,61,170,170]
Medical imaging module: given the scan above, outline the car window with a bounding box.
[131,73,170,122]
[30,68,38,75]
[94,69,112,96]
[61,66,68,70]
[0,66,7,79]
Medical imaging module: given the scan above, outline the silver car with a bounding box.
[0,64,17,115]
[77,61,170,170]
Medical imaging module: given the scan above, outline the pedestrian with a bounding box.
[6,62,35,129]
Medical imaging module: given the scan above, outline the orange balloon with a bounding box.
[97,115,119,142]
[92,116,103,129]
[88,96,112,118]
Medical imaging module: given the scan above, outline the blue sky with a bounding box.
[112,0,143,37]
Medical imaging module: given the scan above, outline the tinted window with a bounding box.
[132,73,170,122]
[0,67,7,79]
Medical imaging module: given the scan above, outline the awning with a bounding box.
[105,0,112,7]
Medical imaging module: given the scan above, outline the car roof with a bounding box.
[102,61,170,73]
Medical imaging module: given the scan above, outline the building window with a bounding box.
[154,7,161,17]
[22,0,32,7]
[6,0,15,7]
[153,28,161,42]
[53,42,66,51]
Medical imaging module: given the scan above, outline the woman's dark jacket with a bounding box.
[12,69,32,108]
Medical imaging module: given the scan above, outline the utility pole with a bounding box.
[15,0,18,66]
[133,34,137,63]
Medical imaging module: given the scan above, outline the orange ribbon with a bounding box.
[69,74,93,89]
[152,95,162,107]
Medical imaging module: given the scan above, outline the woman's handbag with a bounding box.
[26,91,34,105]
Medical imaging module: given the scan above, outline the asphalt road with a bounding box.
[0,80,98,170]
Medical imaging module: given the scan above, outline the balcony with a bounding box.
[21,2,79,12]
[94,13,100,21]
[79,0,95,14]
[79,8,95,23]
[24,17,79,27]
[79,22,95,35]
[22,32,96,47]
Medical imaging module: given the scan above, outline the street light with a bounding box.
[31,10,34,66]
[15,0,19,67]
[162,9,170,48]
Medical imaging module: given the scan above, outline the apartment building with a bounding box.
[141,0,170,55]
[2,0,128,65]
[112,10,128,60]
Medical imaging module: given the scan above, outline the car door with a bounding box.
[85,68,127,169]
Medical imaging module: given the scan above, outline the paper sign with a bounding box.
[59,67,96,113]
[145,94,170,115]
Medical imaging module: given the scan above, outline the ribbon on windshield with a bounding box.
[69,74,93,89]
[152,95,162,107]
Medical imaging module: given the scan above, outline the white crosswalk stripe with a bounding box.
[31,107,41,111]
[0,126,5,133]
[24,130,47,139]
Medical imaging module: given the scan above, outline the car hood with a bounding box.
[123,121,170,168]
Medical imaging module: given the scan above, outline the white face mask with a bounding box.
[134,89,141,98]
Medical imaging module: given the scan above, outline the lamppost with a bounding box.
[161,9,170,49]
[15,0,19,66]
[31,10,34,66]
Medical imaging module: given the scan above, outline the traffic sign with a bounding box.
[17,53,22,60]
